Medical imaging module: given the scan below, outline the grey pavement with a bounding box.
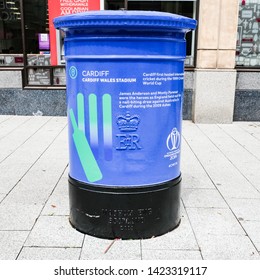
[0,115,260,260]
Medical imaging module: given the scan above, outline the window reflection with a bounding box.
[236,0,260,67]
[0,0,23,66]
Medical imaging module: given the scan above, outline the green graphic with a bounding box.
[70,103,102,183]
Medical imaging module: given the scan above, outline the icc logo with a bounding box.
[166,128,180,151]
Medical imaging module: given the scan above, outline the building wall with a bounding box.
[0,71,22,88]
[0,88,66,116]
[193,0,239,123]
[0,70,66,116]
[0,1,260,121]
[234,72,260,121]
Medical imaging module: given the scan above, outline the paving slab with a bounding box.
[41,172,69,216]
[215,181,260,200]
[141,215,199,251]
[0,116,51,163]
[25,216,84,248]
[237,122,260,141]
[240,220,260,251]
[0,129,68,230]
[227,198,260,222]
[186,208,245,236]
[0,115,12,123]
[18,247,81,260]
[219,124,260,161]
[181,139,216,189]
[182,123,260,199]
[198,124,260,192]
[0,194,5,202]
[81,235,141,260]
[142,250,202,260]
[0,117,67,195]
[0,203,44,231]
[182,189,228,208]
[0,116,29,140]
[0,231,29,260]
[198,234,260,260]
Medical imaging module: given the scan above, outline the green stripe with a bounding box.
[89,94,97,125]
[72,130,102,182]
[69,108,78,132]
[70,107,102,183]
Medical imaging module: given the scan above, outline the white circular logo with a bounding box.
[69,66,77,79]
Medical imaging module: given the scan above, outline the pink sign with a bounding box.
[48,0,100,65]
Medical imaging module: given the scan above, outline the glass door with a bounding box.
[127,0,197,66]
[104,0,197,66]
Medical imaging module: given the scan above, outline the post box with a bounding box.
[54,10,196,239]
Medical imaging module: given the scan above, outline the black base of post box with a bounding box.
[68,175,181,240]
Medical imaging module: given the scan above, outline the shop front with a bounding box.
[0,0,259,121]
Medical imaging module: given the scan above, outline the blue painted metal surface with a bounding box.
[54,11,196,187]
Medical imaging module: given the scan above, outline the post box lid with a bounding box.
[54,10,196,32]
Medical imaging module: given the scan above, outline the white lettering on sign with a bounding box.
[59,0,89,15]
[82,70,110,77]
